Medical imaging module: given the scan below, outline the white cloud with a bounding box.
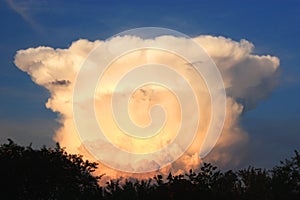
[14,35,280,178]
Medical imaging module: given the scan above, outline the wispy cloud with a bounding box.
[5,0,43,33]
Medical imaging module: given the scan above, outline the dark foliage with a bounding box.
[0,139,299,200]
[0,139,102,200]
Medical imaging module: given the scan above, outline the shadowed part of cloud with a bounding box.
[50,79,71,86]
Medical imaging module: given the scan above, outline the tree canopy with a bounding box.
[0,139,101,200]
[0,139,299,200]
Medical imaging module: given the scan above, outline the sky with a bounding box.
[0,0,299,170]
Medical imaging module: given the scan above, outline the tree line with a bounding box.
[0,139,299,200]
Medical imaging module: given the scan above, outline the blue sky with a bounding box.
[0,0,299,168]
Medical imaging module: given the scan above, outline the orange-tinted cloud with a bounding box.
[14,35,280,180]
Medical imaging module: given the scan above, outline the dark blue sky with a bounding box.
[0,0,299,168]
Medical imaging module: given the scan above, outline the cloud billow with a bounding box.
[14,34,280,178]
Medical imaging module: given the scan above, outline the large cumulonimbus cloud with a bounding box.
[14,35,280,179]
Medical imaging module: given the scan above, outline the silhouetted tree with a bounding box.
[271,150,300,200]
[0,139,102,200]
[238,167,272,200]
[0,139,299,200]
